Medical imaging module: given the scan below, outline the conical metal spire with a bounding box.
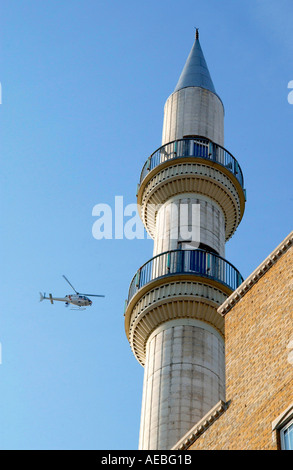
[174,31,216,94]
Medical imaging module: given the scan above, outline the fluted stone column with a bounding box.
[138,319,225,450]
[153,193,225,258]
[162,87,224,147]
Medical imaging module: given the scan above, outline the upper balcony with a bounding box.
[136,137,246,242]
[139,137,244,190]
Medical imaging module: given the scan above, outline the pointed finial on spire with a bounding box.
[174,29,216,94]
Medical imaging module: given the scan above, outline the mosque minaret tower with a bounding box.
[124,30,246,450]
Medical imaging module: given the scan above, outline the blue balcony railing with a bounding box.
[140,138,244,188]
[126,249,243,306]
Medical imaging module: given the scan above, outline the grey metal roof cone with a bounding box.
[174,31,216,94]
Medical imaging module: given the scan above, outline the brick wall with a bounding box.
[188,244,293,450]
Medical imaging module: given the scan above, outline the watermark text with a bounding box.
[92,196,200,243]
[288,80,293,104]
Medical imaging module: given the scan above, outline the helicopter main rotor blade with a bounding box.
[62,275,78,294]
[80,293,105,298]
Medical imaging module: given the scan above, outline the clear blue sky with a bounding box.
[0,0,292,450]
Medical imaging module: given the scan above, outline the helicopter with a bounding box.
[40,275,105,310]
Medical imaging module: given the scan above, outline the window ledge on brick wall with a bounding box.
[272,403,293,432]
[271,403,293,449]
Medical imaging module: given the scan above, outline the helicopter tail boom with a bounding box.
[39,292,54,304]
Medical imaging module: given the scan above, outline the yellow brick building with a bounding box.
[172,231,293,450]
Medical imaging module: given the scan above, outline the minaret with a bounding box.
[124,31,246,450]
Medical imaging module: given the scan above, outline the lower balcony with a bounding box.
[126,249,243,308]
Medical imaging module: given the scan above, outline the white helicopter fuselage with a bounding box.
[65,294,92,307]
[40,292,92,307]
